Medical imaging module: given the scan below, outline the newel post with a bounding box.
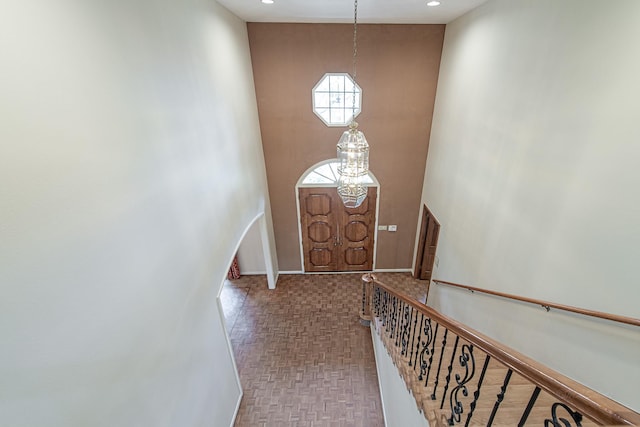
[360,273,376,323]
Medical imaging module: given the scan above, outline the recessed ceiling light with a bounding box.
[427,0,440,6]
[262,0,274,4]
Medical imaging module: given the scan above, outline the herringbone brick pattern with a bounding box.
[221,273,428,427]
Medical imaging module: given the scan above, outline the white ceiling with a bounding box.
[217,0,489,24]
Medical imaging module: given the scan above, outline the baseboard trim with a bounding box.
[303,271,372,275]
[240,271,267,275]
[230,389,243,427]
[276,269,413,275]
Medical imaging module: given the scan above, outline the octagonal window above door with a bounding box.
[312,73,361,127]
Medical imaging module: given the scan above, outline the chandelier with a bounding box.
[336,0,369,208]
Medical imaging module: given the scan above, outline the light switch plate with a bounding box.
[388,225,397,232]
[378,225,387,231]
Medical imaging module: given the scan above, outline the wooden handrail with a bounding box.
[367,274,640,426]
[433,279,640,327]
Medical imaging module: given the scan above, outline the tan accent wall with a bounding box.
[248,23,444,271]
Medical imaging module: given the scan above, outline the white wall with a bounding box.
[0,0,276,425]
[371,327,429,427]
[422,0,640,411]
[237,218,267,274]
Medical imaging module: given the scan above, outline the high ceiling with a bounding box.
[217,0,489,24]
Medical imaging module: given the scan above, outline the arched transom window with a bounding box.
[300,160,375,186]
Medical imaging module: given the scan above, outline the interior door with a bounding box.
[414,205,440,280]
[299,187,376,272]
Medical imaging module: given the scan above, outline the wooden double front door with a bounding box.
[299,187,376,272]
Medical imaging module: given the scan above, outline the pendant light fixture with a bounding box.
[337,0,369,208]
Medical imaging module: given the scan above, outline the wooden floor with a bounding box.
[221,273,428,427]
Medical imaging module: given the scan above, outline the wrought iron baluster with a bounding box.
[518,386,541,427]
[396,300,404,346]
[425,322,439,385]
[402,304,413,356]
[418,318,434,381]
[382,292,389,327]
[394,298,402,342]
[409,310,421,366]
[371,286,376,314]
[448,344,475,425]
[389,296,401,339]
[465,354,490,427]
[388,294,392,326]
[384,291,390,325]
[400,304,411,356]
[388,296,396,336]
[544,402,583,427]
[487,368,513,427]
[389,296,398,338]
[373,286,381,316]
[361,279,367,317]
[401,305,412,356]
[440,335,460,409]
[431,327,448,399]
[413,313,425,370]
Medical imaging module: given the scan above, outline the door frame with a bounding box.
[296,159,380,273]
[413,204,440,280]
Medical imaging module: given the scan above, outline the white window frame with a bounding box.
[312,73,362,127]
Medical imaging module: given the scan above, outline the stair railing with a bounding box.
[432,279,640,327]
[361,273,640,426]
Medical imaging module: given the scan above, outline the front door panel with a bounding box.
[299,189,338,271]
[337,187,376,271]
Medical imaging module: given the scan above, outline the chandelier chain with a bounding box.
[337,0,369,209]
